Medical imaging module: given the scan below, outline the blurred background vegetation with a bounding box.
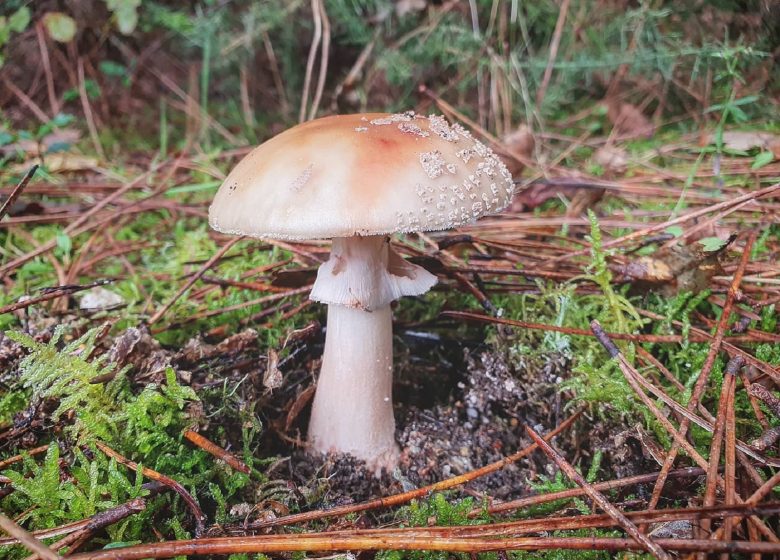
[1,0,778,155]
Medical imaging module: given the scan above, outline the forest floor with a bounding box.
[1,103,779,559]
[1,2,779,558]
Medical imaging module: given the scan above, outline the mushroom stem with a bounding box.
[308,303,398,472]
[307,235,436,473]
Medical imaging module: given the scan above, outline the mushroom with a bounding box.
[209,112,514,473]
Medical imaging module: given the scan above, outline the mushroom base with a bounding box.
[307,304,399,474]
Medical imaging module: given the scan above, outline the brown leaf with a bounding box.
[263,348,282,390]
[282,320,321,349]
[395,0,427,17]
[711,130,780,153]
[271,268,317,288]
[593,145,628,175]
[500,125,534,177]
[605,99,654,139]
[1,129,81,157]
[614,236,733,296]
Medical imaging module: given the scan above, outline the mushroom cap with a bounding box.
[209,112,515,240]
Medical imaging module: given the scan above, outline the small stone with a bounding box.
[79,287,125,311]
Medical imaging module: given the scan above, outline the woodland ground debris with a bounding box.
[1,1,780,558]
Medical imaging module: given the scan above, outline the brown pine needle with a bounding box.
[94,441,205,536]
[0,165,38,222]
[0,512,58,560]
[149,236,244,324]
[245,409,582,530]
[183,430,250,474]
[524,425,672,560]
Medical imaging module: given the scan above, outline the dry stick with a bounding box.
[308,0,330,121]
[64,535,780,560]
[0,280,112,316]
[34,22,59,117]
[748,384,780,418]
[2,78,50,123]
[0,445,50,471]
[442,311,683,342]
[299,0,323,123]
[701,357,742,544]
[0,513,58,560]
[261,30,290,117]
[480,467,705,517]
[154,286,311,334]
[721,362,738,559]
[634,307,780,384]
[22,499,146,559]
[645,233,756,524]
[244,409,582,530]
[0,484,164,547]
[148,236,244,324]
[525,426,671,560]
[77,59,106,160]
[0,165,38,222]
[94,441,205,536]
[535,0,571,107]
[716,468,780,538]
[183,430,250,474]
[304,502,780,539]
[606,348,772,466]
[750,426,780,451]
[445,309,780,399]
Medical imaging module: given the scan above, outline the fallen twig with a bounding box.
[67,534,780,559]
[0,279,112,316]
[0,512,58,560]
[0,165,38,222]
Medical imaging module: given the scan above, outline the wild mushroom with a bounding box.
[209,112,514,473]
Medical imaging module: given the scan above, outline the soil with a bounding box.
[1,316,666,522]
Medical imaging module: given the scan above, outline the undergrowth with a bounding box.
[0,326,255,559]
[0,2,778,558]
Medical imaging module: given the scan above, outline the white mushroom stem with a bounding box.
[307,235,437,473]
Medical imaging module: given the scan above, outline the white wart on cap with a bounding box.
[209,112,515,240]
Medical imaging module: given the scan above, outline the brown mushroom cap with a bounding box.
[209,112,515,240]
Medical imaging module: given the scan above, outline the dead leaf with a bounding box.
[711,130,780,154]
[593,145,628,175]
[1,129,81,157]
[395,0,427,18]
[511,178,604,212]
[605,99,654,139]
[271,268,317,288]
[214,329,258,354]
[263,348,282,390]
[614,235,734,296]
[178,329,257,364]
[9,152,99,175]
[500,125,534,177]
[284,385,316,432]
[108,326,172,383]
[282,320,320,349]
